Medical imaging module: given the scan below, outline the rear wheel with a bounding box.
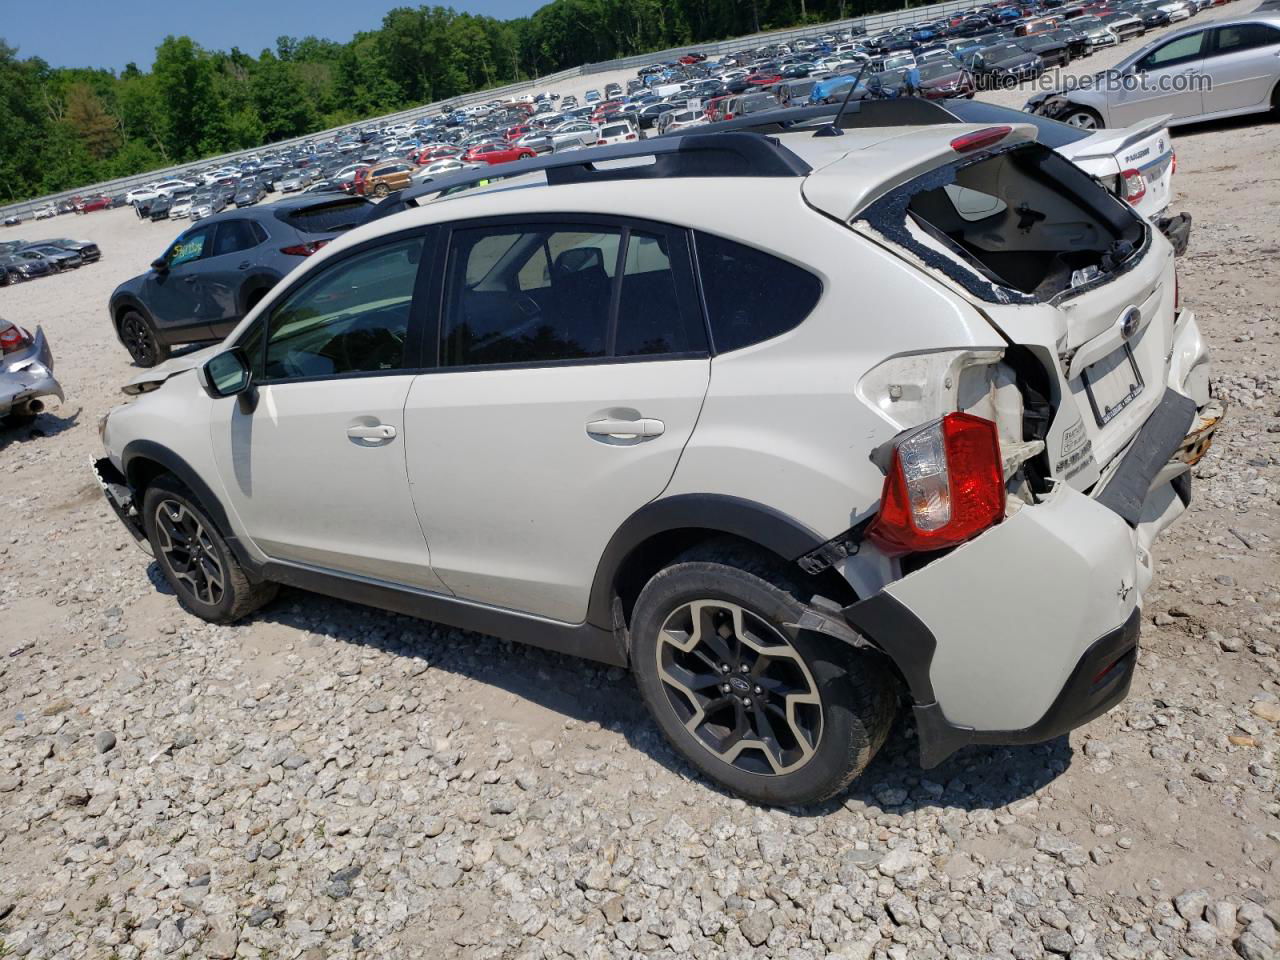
[1062,105,1103,129]
[142,475,277,623]
[119,309,169,368]
[630,543,897,805]
[373,182,390,197]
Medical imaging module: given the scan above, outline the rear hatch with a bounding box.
[802,125,1176,490]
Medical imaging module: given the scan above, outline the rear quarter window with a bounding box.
[694,232,822,353]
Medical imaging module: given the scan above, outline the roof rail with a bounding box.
[368,131,811,221]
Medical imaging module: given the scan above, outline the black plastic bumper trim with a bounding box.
[92,457,149,548]
[1094,387,1196,525]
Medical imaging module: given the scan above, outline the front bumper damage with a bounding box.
[92,457,152,554]
[1,327,64,419]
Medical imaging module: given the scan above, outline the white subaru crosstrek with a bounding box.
[96,124,1221,805]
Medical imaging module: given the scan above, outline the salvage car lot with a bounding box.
[1,23,1279,960]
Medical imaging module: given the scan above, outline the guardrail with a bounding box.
[579,0,976,74]
[0,0,969,222]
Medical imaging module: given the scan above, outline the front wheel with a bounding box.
[630,544,897,806]
[119,310,169,367]
[1062,106,1103,129]
[142,475,277,623]
[373,182,390,197]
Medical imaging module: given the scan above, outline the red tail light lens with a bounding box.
[280,239,331,257]
[867,413,1005,555]
[1119,168,1146,205]
[0,324,32,354]
[950,125,1013,153]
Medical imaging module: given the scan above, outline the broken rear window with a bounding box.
[866,143,1146,303]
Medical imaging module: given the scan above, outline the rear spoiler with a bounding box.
[1067,114,1172,163]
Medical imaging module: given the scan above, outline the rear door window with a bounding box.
[1209,22,1280,55]
[212,220,261,257]
[440,220,706,367]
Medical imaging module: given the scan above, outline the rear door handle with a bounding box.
[347,424,397,440]
[586,418,665,438]
[182,275,197,284]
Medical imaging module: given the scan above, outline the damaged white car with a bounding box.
[95,126,1220,805]
[1,321,63,425]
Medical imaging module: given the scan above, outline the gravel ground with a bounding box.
[2,7,1279,958]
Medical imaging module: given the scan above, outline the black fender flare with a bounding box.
[109,294,153,337]
[121,439,263,580]
[585,494,826,629]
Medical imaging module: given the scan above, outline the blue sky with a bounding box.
[2,0,543,71]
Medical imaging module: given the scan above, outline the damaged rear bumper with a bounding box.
[1156,212,1191,257]
[1,327,64,418]
[839,386,1210,768]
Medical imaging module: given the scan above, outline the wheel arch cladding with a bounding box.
[587,494,835,633]
[121,440,264,581]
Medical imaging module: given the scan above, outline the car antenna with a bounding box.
[814,61,869,137]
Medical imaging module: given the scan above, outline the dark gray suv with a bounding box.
[109,195,373,366]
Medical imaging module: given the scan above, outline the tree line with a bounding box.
[1,0,891,204]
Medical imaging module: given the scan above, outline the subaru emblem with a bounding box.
[1120,307,1141,340]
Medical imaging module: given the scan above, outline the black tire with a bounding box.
[373,182,390,197]
[142,475,277,623]
[119,309,170,368]
[630,542,897,806]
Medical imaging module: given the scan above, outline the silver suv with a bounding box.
[95,126,1220,805]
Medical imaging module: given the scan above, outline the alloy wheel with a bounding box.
[154,499,226,606]
[121,315,155,365]
[1065,111,1099,130]
[656,600,822,776]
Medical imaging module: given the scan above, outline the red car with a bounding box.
[678,52,706,64]
[504,124,532,141]
[747,72,783,86]
[415,145,461,165]
[590,100,625,121]
[75,195,112,213]
[461,142,537,166]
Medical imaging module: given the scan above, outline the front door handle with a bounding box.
[182,275,197,284]
[347,424,397,440]
[586,418,665,438]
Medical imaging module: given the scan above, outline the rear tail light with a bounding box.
[950,125,1013,153]
[1119,168,1146,205]
[1171,150,1176,174]
[280,239,331,257]
[0,324,32,354]
[867,412,1005,555]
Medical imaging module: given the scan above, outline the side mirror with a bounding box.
[199,347,257,413]
[151,258,169,273]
